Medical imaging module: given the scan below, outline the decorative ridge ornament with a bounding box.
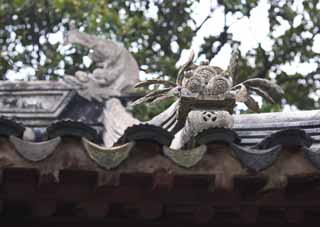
[63,26,139,102]
[133,48,283,112]
[133,48,284,149]
[77,45,285,169]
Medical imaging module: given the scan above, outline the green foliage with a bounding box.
[131,96,175,122]
[0,0,319,119]
[0,0,196,81]
[200,0,320,111]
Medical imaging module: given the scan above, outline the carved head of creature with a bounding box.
[179,58,232,97]
[133,49,283,114]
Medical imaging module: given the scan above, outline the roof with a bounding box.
[0,81,320,224]
[1,109,319,172]
[0,81,139,139]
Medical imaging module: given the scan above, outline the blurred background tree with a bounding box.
[0,0,319,120]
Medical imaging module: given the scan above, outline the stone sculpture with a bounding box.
[2,26,284,169]
[63,28,139,102]
[4,28,320,174]
[133,49,283,148]
[0,27,140,166]
[77,47,285,171]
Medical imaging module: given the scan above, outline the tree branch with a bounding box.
[194,15,211,33]
[194,1,217,34]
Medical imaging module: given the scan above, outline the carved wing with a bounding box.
[132,50,197,106]
[232,78,284,112]
[176,50,195,86]
[218,47,240,84]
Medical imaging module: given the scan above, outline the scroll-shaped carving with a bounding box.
[82,137,134,170]
[163,145,207,168]
[10,136,61,162]
[63,27,139,102]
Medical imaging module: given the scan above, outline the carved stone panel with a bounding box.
[0,81,78,129]
[0,90,74,118]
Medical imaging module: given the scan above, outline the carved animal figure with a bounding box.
[63,29,139,102]
[133,49,284,137]
[100,48,283,149]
